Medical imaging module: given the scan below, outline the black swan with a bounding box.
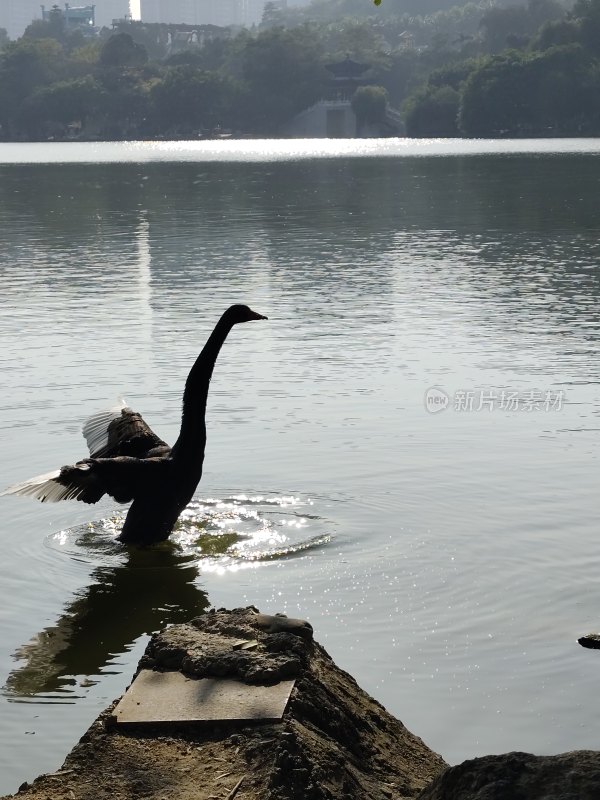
[2,304,267,545]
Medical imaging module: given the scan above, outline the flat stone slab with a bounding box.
[111,669,295,726]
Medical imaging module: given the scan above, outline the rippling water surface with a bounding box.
[0,139,598,793]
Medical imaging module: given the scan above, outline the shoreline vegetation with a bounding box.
[2,1,600,142]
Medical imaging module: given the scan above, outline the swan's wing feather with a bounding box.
[2,457,169,506]
[1,463,105,504]
[82,402,127,457]
[87,456,170,504]
[83,402,169,459]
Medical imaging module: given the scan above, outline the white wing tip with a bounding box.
[1,470,68,503]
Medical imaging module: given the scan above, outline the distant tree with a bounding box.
[24,5,66,43]
[70,41,103,69]
[165,36,230,71]
[528,0,565,30]
[0,38,66,133]
[571,0,600,54]
[480,5,532,52]
[532,18,580,50]
[261,2,287,29]
[325,19,390,65]
[240,26,328,132]
[427,58,481,90]
[458,44,598,136]
[108,21,171,61]
[370,49,420,108]
[150,66,234,133]
[98,69,154,138]
[0,28,9,52]
[17,76,105,138]
[459,51,533,135]
[100,33,148,68]
[351,84,388,125]
[480,0,564,53]
[403,84,460,135]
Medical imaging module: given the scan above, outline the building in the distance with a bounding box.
[281,58,403,139]
[0,1,132,39]
[41,4,96,33]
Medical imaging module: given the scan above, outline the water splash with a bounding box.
[44,493,333,572]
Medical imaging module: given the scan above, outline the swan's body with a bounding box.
[2,305,267,545]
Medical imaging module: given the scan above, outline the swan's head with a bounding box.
[226,304,268,324]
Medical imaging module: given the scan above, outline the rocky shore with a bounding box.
[1,608,445,800]
[3,608,599,800]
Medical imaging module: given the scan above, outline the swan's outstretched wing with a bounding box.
[83,401,170,459]
[0,468,94,503]
[1,457,168,505]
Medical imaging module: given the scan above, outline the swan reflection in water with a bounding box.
[4,545,209,699]
[4,493,332,699]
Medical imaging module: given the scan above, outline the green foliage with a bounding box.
[351,85,388,123]
[404,84,460,135]
[397,0,600,138]
[572,0,600,54]
[70,41,102,67]
[0,38,66,132]
[108,21,171,61]
[240,26,328,132]
[150,66,235,132]
[428,58,481,89]
[24,8,66,44]
[480,0,564,53]
[458,44,599,135]
[98,68,155,138]
[100,33,148,68]
[261,2,287,28]
[17,76,104,137]
[23,9,90,54]
[531,18,581,50]
[1,0,600,141]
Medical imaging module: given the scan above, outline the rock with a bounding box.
[1,607,446,800]
[417,750,600,800]
[139,607,315,684]
[578,633,600,649]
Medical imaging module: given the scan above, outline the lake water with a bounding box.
[0,139,598,794]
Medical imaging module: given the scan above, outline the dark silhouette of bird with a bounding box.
[2,305,267,545]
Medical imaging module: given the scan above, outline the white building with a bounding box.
[0,1,132,39]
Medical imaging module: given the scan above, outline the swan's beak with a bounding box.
[249,310,268,320]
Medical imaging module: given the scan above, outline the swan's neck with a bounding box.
[171,313,235,461]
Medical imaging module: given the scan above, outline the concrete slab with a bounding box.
[112,669,295,726]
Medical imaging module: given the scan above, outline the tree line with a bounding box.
[403,0,600,136]
[0,0,595,140]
